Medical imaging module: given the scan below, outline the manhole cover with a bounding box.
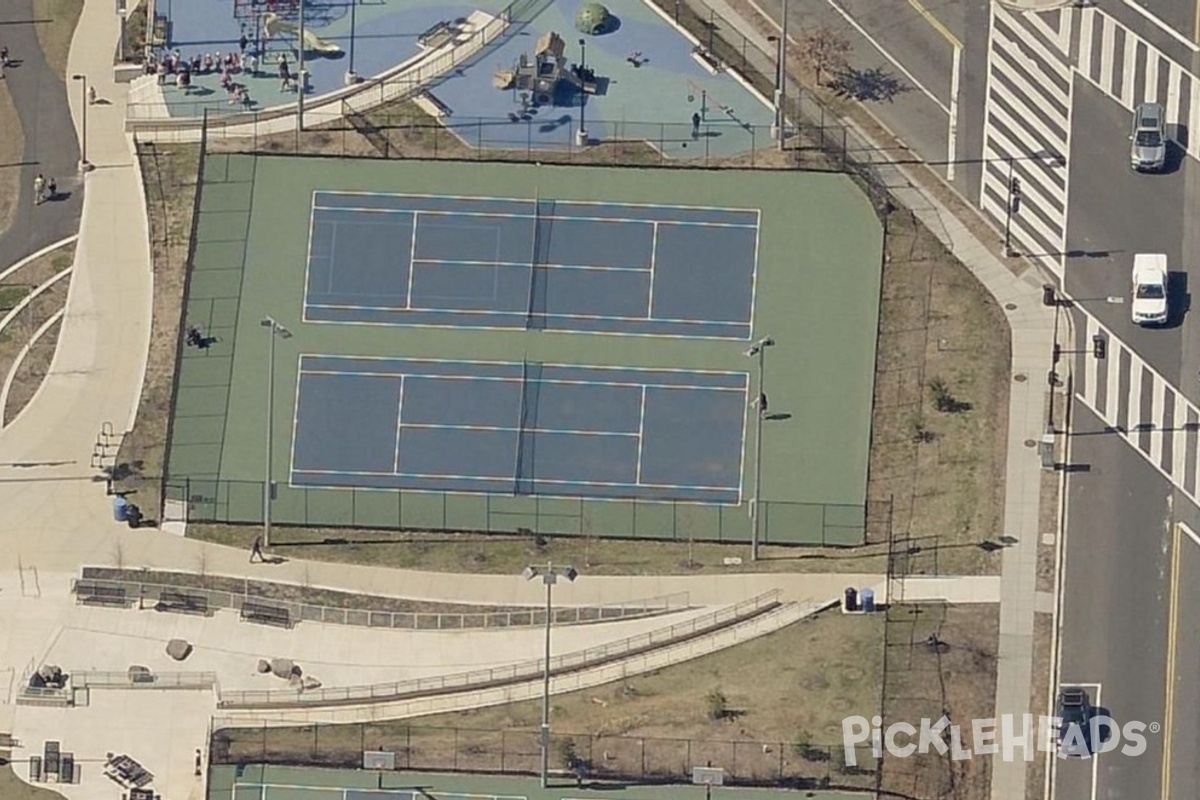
[1024,439,1037,448]
[1005,303,1018,310]
[1014,373,1028,382]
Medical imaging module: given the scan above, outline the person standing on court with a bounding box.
[33,173,45,205]
[757,392,768,418]
[692,112,701,138]
[249,533,265,562]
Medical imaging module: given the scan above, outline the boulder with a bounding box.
[166,639,192,661]
[256,659,272,674]
[269,658,294,677]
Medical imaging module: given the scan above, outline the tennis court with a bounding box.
[303,192,759,339]
[291,357,746,502]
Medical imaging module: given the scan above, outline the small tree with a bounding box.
[797,26,851,87]
[706,688,730,720]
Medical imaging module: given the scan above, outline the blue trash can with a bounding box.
[861,587,876,613]
[112,495,129,522]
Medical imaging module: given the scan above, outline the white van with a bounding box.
[1131,253,1169,326]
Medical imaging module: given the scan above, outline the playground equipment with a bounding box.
[262,12,342,55]
[575,3,613,35]
[493,31,596,106]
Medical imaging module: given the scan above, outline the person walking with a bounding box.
[757,392,768,418]
[691,111,701,138]
[46,177,56,201]
[249,534,265,562]
[33,173,44,205]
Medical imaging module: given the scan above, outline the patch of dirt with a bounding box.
[879,603,999,800]
[4,318,61,425]
[31,0,85,78]
[212,607,884,791]
[111,143,201,520]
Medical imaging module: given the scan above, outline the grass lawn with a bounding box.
[0,763,65,800]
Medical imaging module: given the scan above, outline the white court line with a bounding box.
[646,221,659,319]
[325,224,338,295]
[1144,47,1160,103]
[402,421,640,438]
[1121,32,1139,106]
[293,466,739,494]
[316,205,757,230]
[392,375,405,474]
[636,385,647,484]
[404,210,419,310]
[1121,0,1200,53]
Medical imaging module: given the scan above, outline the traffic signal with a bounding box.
[1053,343,1062,363]
[1092,335,1106,359]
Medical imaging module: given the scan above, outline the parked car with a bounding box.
[1130,102,1167,172]
[1131,253,1169,326]
[1056,686,1093,757]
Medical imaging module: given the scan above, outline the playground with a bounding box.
[167,155,882,544]
[145,0,775,157]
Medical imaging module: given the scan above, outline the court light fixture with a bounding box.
[524,562,579,788]
[745,337,775,357]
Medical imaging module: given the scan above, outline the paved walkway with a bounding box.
[688,2,1055,799]
[0,0,84,269]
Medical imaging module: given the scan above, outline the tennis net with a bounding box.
[513,358,530,494]
[525,191,540,329]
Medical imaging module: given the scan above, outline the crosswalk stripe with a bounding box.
[1144,49,1160,102]
[1105,340,1122,427]
[995,11,1072,82]
[1099,18,1117,94]
[1077,7,1096,82]
[1166,63,1183,124]
[1190,81,1200,159]
[1173,391,1187,481]
[1149,374,1166,464]
[1021,7,1063,52]
[990,76,1069,151]
[1121,33,1138,105]
[1128,352,1142,432]
[1085,315,1100,408]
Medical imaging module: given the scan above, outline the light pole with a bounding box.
[261,316,292,547]
[70,74,92,171]
[745,337,775,562]
[770,0,788,147]
[297,0,307,130]
[347,0,359,84]
[576,38,587,147]
[523,562,579,788]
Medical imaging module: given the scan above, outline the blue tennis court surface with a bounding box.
[289,356,748,503]
[303,192,759,339]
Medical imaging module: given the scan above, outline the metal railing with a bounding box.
[16,686,71,706]
[215,590,781,709]
[73,670,218,690]
[68,577,690,630]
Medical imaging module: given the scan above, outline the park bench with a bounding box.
[156,589,209,616]
[240,600,291,629]
[74,582,129,607]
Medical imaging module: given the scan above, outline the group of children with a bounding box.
[150,33,267,108]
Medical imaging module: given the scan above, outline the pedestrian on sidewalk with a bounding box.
[33,173,44,205]
[691,111,701,138]
[46,177,56,201]
[249,534,265,562]
[88,85,97,105]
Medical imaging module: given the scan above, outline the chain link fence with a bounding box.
[210,722,877,791]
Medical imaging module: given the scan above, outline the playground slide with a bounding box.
[262,12,343,55]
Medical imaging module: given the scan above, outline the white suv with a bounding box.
[1131,253,1169,326]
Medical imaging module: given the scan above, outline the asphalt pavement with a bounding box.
[1063,76,1192,387]
[0,0,83,268]
[1057,396,1171,799]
